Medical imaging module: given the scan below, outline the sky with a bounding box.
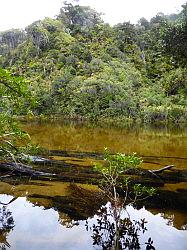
[0,0,186,31]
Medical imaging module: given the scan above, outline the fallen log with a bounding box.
[148,165,175,174]
[1,159,185,186]
[0,162,56,177]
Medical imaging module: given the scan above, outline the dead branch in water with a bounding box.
[148,165,175,174]
[0,162,56,177]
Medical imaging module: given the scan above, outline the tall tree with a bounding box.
[164,3,187,66]
[57,1,103,32]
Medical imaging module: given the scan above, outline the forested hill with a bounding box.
[0,2,187,123]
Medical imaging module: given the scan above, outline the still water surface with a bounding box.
[0,120,187,249]
[0,179,187,250]
[24,120,187,170]
[0,190,187,250]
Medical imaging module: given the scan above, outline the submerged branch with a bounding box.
[149,165,175,174]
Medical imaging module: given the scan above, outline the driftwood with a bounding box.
[0,162,56,177]
[147,165,175,183]
[0,158,181,187]
[148,165,175,174]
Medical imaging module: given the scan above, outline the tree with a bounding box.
[92,149,156,249]
[0,29,26,51]
[164,3,187,66]
[138,17,150,30]
[57,2,103,32]
[26,21,50,54]
[0,68,31,162]
[0,2,186,124]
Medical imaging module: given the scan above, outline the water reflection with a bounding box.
[149,209,187,230]
[0,204,14,250]
[22,120,187,170]
[3,119,183,249]
[0,194,93,250]
[0,192,187,250]
[86,202,154,250]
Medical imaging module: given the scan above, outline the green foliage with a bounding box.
[95,148,142,176]
[0,68,32,161]
[0,68,31,112]
[164,3,187,66]
[0,29,26,56]
[26,21,50,53]
[0,2,186,124]
[133,184,156,197]
[48,60,144,119]
[94,148,156,205]
[57,2,103,31]
[160,67,187,95]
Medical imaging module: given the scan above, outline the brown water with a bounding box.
[23,120,187,170]
[0,120,187,250]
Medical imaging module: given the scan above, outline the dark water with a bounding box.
[0,120,187,249]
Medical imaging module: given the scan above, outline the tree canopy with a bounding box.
[0,2,186,123]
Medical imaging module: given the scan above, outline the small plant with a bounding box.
[91,148,156,249]
[94,148,155,205]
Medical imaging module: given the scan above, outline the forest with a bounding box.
[0,2,187,250]
[0,1,186,123]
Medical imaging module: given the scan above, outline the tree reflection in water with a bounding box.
[86,202,155,250]
[0,206,14,250]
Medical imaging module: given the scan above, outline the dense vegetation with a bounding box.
[0,2,187,123]
[0,68,33,161]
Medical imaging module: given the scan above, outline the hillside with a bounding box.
[0,2,186,123]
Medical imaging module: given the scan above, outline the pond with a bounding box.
[0,120,187,249]
[23,120,187,170]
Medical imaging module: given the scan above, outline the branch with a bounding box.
[148,165,175,174]
[0,162,56,177]
[3,140,19,152]
[0,197,18,206]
